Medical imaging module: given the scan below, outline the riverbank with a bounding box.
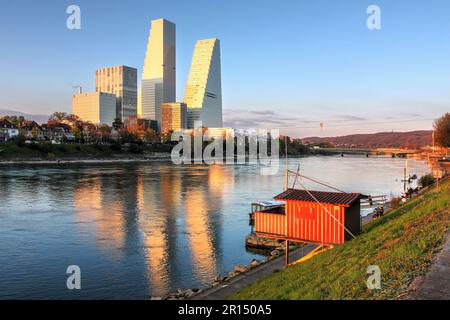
[0,141,174,164]
[0,154,172,165]
[187,205,380,300]
[228,176,449,299]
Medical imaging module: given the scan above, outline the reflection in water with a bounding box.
[74,176,126,254]
[0,157,430,299]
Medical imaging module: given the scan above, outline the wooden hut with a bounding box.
[254,189,362,245]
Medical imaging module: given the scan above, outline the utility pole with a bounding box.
[285,135,289,191]
[403,160,408,193]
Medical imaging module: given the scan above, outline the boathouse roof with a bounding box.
[274,189,361,206]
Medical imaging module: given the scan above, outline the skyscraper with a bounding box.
[96,65,137,122]
[138,19,176,131]
[184,38,223,129]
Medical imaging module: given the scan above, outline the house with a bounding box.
[19,121,44,140]
[42,123,74,142]
[254,189,363,245]
[0,119,19,141]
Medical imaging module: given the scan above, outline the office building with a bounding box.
[96,65,137,121]
[139,18,176,131]
[72,92,116,125]
[161,102,187,134]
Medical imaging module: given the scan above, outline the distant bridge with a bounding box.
[312,147,421,156]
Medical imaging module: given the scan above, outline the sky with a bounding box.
[0,0,449,137]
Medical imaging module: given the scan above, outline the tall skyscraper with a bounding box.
[184,38,223,129]
[138,19,176,131]
[72,92,116,125]
[96,65,137,122]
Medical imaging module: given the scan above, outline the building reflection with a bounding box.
[73,175,126,253]
[137,165,183,295]
[71,163,231,297]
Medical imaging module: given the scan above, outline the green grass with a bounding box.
[230,178,450,300]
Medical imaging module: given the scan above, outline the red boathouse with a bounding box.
[254,189,362,245]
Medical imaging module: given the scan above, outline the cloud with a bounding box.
[223,109,371,130]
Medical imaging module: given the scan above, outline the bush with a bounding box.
[28,141,53,153]
[58,145,67,153]
[129,143,143,154]
[419,174,436,188]
[47,152,55,161]
[391,197,402,209]
[110,142,122,152]
[94,144,107,152]
[14,135,26,147]
[38,142,53,153]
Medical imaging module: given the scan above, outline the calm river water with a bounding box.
[0,156,430,299]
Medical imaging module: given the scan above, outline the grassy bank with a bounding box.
[230,178,450,300]
[0,141,171,161]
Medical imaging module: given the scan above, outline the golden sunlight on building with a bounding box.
[73,177,126,253]
[185,186,218,278]
[137,167,183,295]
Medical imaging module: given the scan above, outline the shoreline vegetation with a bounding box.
[227,177,450,300]
[0,135,320,164]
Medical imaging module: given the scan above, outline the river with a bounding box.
[0,156,430,299]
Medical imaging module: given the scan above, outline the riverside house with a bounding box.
[0,119,19,141]
[41,123,74,143]
[19,120,45,141]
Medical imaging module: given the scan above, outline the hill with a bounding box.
[0,108,49,124]
[230,177,450,299]
[302,130,432,149]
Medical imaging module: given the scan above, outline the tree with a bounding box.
[99,124,111,143]
[112,118,124,131]
[3,115,25,127]
[144,128,158,143]
[419,174,435,188]
[433,113,450,148]
[71,127,83,143]
[49,112,68,121]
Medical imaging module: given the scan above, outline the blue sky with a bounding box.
[1,0,449,137]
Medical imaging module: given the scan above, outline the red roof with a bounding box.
[275,189,361,205]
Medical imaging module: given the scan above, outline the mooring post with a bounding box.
[285,240,289,266]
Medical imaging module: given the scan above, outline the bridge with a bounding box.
[312,147,420,157]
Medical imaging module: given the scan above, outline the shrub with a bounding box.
[14,135,26,147]
[40,142,53,153]
[419,174,436,188]
[391,197,402,209]
[110,142,122,152]
[58,145,67,153]
[30,141,53,153]
[94,144,107,152]
[47,152,55,161]
[129,143,143,154]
